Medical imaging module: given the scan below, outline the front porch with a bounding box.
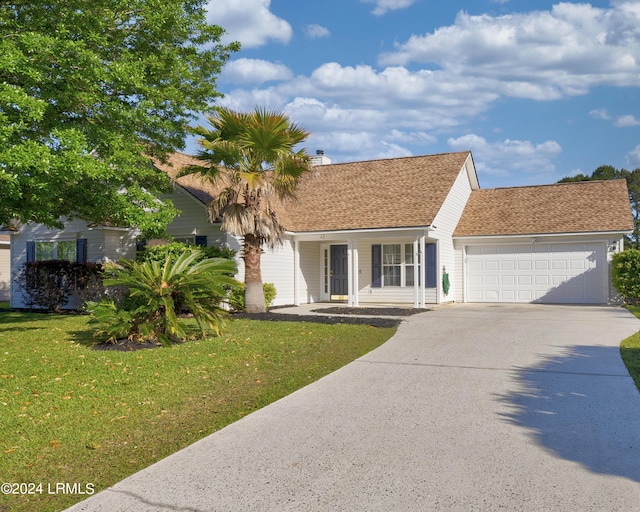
[289,228,442,309]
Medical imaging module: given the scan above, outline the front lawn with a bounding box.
[622,305,640,391]
[0,312,396,512]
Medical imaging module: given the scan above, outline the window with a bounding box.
[27,239,87,263]
[36,241,77,262]
[173,236,207,247]
[404,243,420,287]
[382,244,401,286]
[372,243,435,288]
[173,236,195,245]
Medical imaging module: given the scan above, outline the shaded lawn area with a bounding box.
[0,311,396,512]
[622,305,640,391]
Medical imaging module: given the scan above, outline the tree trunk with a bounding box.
[243,234,266,313]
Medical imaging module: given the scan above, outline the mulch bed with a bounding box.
[91,307,420,350]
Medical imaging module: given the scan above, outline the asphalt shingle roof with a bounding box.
[281,152,472,232]
[453,179,634,237]
[156,152,634,237]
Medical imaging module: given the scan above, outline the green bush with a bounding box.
[88,252,238,345]
[16,261,103,312]
[612,249,640,304]
[229,282,277,311]
[137,242,236,264]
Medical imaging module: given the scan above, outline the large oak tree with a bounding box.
[0,1,238,236]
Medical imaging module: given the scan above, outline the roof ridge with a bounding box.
[480,178,627,192]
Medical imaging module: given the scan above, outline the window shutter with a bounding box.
[425,243,436,288]
[26,241,36,262]
[195,235,207,247]
[76,239,87,263]
[372,244,382,288]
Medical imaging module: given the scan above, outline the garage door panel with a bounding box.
[466,243,605,304]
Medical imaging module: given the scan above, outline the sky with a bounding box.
[197,0,640,188]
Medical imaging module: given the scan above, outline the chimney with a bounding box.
[310,149,332,166]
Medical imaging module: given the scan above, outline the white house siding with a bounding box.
[454,234,623,304]
[298,241,322,304]
[430,163,474,304]
[102,229,138,262]
[162,188,227,248]
[0,242,9,301]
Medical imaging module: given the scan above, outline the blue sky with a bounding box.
[200,0,640,188]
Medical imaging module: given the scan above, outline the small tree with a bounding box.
[181,107,311,313]
[612,249,640,304]
[88,252,237,345]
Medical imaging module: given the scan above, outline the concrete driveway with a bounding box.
[66,304,640,512]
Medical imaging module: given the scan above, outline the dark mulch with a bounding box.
[91,308,411,350]
[233,306,432,327]
[310,307,429,317]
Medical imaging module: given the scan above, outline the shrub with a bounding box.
[15,261,104,312]
[88,252,238,345]
[612,249,640,304]
[229,282,277,311]
[137,242,236,264]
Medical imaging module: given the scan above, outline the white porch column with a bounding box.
[293,240,300,306]
[347,240,353,307]
[352,239,359,307]
[420,235,426,308]
[413,237,419,308]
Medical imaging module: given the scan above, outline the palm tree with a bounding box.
[181,107,311,313]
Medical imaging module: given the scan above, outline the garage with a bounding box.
[465,242,607,304]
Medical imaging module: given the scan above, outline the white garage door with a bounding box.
[465,243,607,304]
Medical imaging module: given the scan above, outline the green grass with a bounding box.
[0,312,396,512]
[622,305,640,391]
[0,301,9,310]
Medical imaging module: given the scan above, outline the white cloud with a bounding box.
[206,0,292,48]
[447,134,562,177]
[626,144,640,168]
[590,109,640,127]
[589,108,611,120]
[361,0,417,16]
[614,115,640,127]
[222,59,293,85]
[304,24,330,39]
[379,3,640,100]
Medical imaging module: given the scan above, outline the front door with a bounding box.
[330,245,348,301]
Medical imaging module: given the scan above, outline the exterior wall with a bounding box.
[163,188,227,247]
[298,241,322,304]
[431,164,474,304]
[453,233,625,304]
[0,242,9,301]
[9,219,118,309]
[233,238,297,307]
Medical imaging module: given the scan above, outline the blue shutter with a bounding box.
[371,244,382,288]
[195,235,207,247]
[425,243,436,288]
[26,241,36,262]
[76,239,87,263]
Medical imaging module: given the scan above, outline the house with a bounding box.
[8,151,634,309]
[0,234,9,301]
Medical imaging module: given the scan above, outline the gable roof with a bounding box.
[156,151,474,233]
[453,179,634,237]
[281,152,473,232]
[152,152,219,205]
